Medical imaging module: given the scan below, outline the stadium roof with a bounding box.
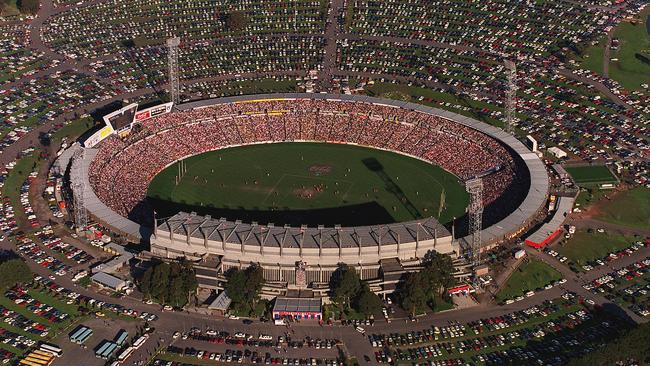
[68,148,152,241]
[73,93,548,248]
[158,211,450,249]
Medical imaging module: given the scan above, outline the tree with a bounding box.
[139,259,197,307]
[16,0,39,14]
[421,251,455,298]
[353,284,382,317]
[0,258,32,289]
[225,264,265,316]
[399,272,427,317]
[330,264,361,310]
[224,11,249,31]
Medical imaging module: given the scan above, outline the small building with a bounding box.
[526,135,538,152]
[91,243,134,274]
[207,291,232,315]
[547,146,567,159]
[272,297,322,321]
[514,250,526,259]
[91,272,127,292]
[474,264,489,277]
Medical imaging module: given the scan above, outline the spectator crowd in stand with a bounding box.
[88,99,528,226]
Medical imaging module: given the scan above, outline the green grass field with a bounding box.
[496,258,562,302]
[607,7,650,91]
[578,7,650,91]
[594,187,650,230]
[565,165,617,185]
[558,231,634,266]
[147,142,469,226]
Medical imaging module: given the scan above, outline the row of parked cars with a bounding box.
[369,297,576,349]
[182,329,337,350]
[32,276,157,321]
[43,172,65,219]
[581,240,648,272]
[164,346,338,365]
[16,234,69,275]
[584,256,650,317]
[0,302,50,338]
[36,225,93,264]
[501,278,567,305]
[19,172,41,229]
[0,328,32,354]
[397,307,591,363]
[367,323,467,348]
[388,302,600,365]
[5,285,69,323]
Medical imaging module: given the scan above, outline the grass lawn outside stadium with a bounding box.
[147,142,469,227]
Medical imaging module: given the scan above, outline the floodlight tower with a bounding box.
[465,178,484,269]
[503,59,518,136]
[167,37,181,105]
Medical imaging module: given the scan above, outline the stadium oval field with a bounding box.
[70,93,548,282]
[147,142,470,227]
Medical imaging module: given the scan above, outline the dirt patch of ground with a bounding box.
[308,164,332,177]
[583,188,621,219]
[293,183,326,199]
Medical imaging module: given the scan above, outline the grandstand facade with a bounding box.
[68,93,548,286]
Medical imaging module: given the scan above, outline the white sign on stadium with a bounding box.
[133,102,174,123]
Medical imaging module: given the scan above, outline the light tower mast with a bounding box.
[466,178,484,269]
[504,59,518,135]
[167,37,181,105]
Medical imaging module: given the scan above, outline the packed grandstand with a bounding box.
[85,95,540,241]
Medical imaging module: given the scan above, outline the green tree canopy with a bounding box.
[329,263,361,310]
[224,11,249,31]
[139,259,197,307]
[0,258,32,289]
[225,264,265,316]
[353,283,382,317]
[17,0,39,14]
[399,251,455,316]
[399,272,428,316]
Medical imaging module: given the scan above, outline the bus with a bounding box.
[132,334,149,349]
[114,330,128,346]
[76,328,93,344]
[117,346,135,362]
[20,357,51,366]
[100,342,118,359]
[39,343,63,357]
[95,341,112,358]
[19,360,49,366]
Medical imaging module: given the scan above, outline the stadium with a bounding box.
[62,93,548,291]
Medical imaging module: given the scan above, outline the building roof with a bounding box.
[91,272,126,289]
[272,297,322,314]
[208,291,232,311]
[525,196,575,246]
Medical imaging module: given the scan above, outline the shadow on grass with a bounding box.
[146,197,397,227]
